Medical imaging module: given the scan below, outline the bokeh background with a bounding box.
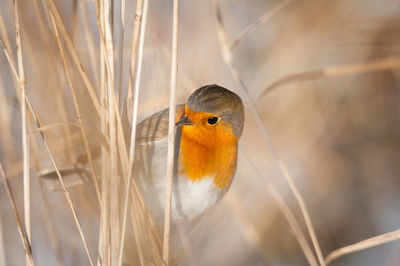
[1,0,400,265]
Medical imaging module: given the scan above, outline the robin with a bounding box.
[134,84,245,224]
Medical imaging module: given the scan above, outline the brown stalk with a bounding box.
[101,1,121,264]
[163,0,180,264]
[43,0,101,116]
[49,12,102,204]
[325,229,400,265]
[97,0,111,264]
[116,0,126,103]
[0,161,34,266]
[12,2,31,265]
[124,0,143,120]
[79,0,100,88]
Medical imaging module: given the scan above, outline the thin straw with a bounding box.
[12,2,31,265]
[0,161,34,266]
[163,0,180,264]
[118,0,149,265]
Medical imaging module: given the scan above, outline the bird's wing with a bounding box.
[74,104,185,166]
[135,104,185,145]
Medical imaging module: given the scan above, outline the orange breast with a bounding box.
[178,109,238,188]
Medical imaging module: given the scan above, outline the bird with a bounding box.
[134,84,245,225]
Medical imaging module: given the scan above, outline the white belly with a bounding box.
[134,138,227,225]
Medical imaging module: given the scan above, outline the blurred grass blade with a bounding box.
[259,57,400,99]
[230,0,292,49]
[325,229,400,265]
[0,161,34,266]
[213,1,325,264]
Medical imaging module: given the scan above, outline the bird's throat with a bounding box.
[178,130,238,188]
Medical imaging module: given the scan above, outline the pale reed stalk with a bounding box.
[325,229,400,265]
[125,0,143,119]
[118,0,149,265]
[101,1,120,264]
[0,161,34,266]
[163,0,180,264]
[49,10,101,204]
[97,0,111,264]
[12,2,31,265]
[117,0,126,103]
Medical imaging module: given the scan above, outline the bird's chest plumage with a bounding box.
[134,135,235,224]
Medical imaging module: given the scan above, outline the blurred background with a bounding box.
[1,0,400,265]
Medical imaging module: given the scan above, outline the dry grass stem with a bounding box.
[0,15,18,162]
[117,0,126,102]
[100,1,121,264]
[241,150,318,266]
[277,161,325,265]
[97,0,111,264]
[118,0,149,265]
[1,40,95,266]
[12,2,31,265]
[77,0,100,88]
[49,12,102,204]
[260,57,400,99]
[124,0,144,119]
[0,13,14,65]
[267,186,319,266]
[43,0,101,115]
[230,0,293,49]
[0,214,6,265]
[0,161,34,266]
[1,1,397,265]
[38,181,66,266]
[325,229,400,265]
[34,110,96,266]
[32,122,108,149]
[213,1,325,264]
[33,0,76,164]
[163,0,180,264]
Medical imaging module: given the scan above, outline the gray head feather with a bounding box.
[187,84,245,137]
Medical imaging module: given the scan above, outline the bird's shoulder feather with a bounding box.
[135,104,185,145]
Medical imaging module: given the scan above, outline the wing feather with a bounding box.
[135,104,185,145]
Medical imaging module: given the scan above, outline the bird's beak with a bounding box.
[175,116,194,127]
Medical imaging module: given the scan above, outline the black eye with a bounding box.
[207,117,219,125]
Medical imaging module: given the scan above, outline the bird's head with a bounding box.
[176,84,244,147]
